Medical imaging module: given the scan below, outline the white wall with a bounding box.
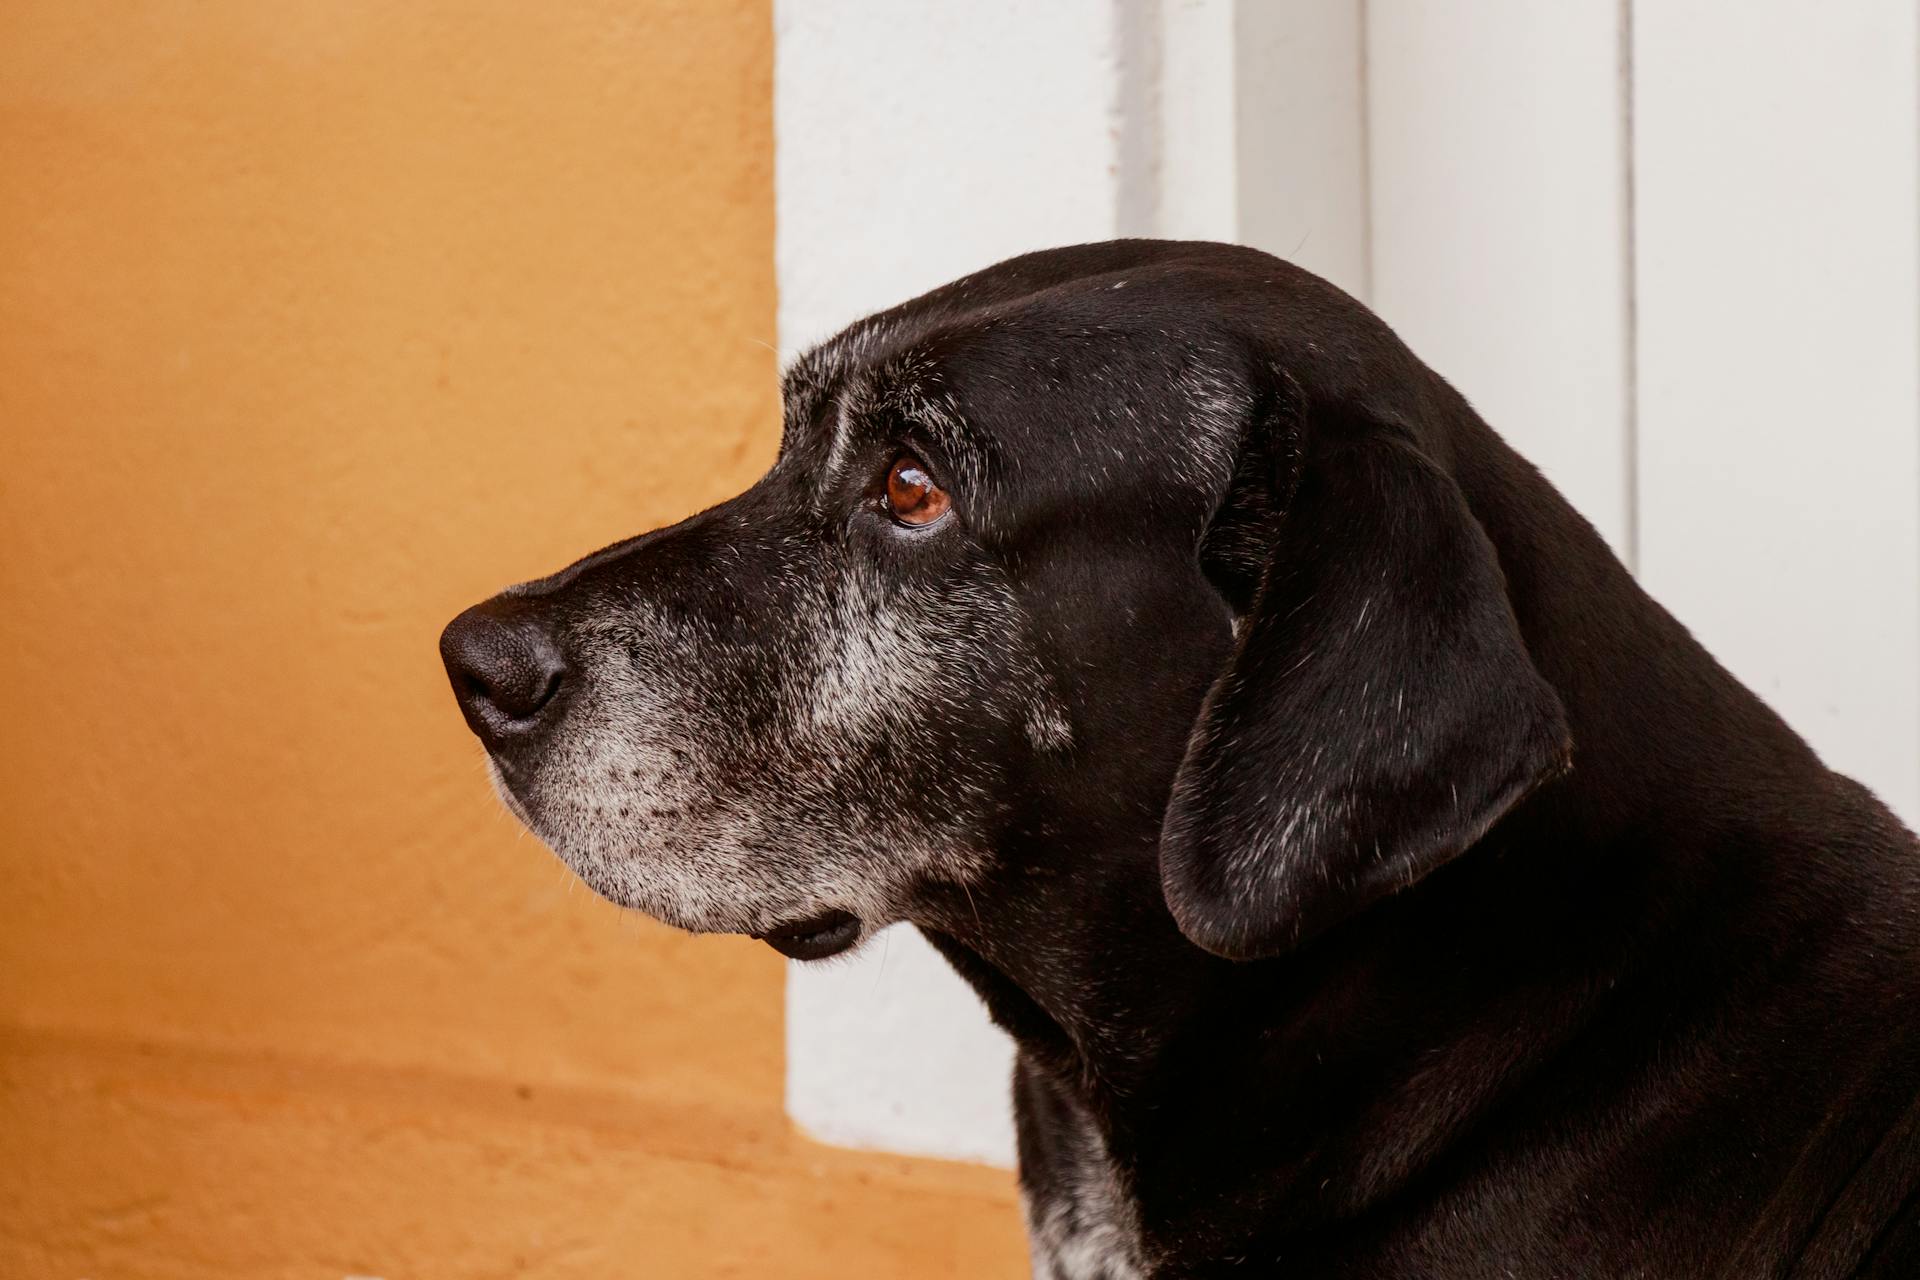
[775,0,1920,1168]
[1632,2,1920,821]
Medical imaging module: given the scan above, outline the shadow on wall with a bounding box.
[0,1,1026,1274]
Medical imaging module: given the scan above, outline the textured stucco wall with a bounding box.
[0,0,782,1102]
[0,1,1024,1273]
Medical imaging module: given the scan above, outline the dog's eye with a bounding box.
[883,454,951,527]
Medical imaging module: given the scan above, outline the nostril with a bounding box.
[439,602,567,741]
[519,665,564,718]
[452,665,541,717]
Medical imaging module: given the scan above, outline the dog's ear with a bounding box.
[1160,392,1571,960]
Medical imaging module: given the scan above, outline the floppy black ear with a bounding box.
[1160,408,1572,960]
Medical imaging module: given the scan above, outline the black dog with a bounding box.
[442,241,1920,1277]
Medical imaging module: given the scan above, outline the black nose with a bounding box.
[439,601,567,747]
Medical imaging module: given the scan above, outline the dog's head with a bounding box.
[441,241,1570,962]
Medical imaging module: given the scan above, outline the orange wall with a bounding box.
[0,2,1025,1274]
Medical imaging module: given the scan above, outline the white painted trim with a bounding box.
[1157,0,1369,300]
[1631,0,1920,825]
[1158,0,1239,243]
[1366,0,1634,557]
[1233,0,1369,299]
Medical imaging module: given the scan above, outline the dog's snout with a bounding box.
[439,601,566,747]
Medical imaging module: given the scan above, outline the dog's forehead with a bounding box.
[778,280,1252,521]
[779,319,952,460]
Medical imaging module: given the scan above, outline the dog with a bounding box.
[441,240,1920,1277]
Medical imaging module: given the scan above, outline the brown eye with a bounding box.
[883,454,951,527]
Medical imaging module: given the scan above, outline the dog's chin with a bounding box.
[568,865,868,961]
[576,866,869,960]
[486,763,876,959]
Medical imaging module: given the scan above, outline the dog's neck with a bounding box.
[917,830,1218,1099]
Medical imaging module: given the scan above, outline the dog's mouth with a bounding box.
[753,910,861,961]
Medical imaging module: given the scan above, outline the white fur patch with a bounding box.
[1024,1132,1147,1280]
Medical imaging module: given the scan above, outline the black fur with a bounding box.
[444,241,1920,1277]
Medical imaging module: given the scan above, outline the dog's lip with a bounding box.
[752,910,861,961]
